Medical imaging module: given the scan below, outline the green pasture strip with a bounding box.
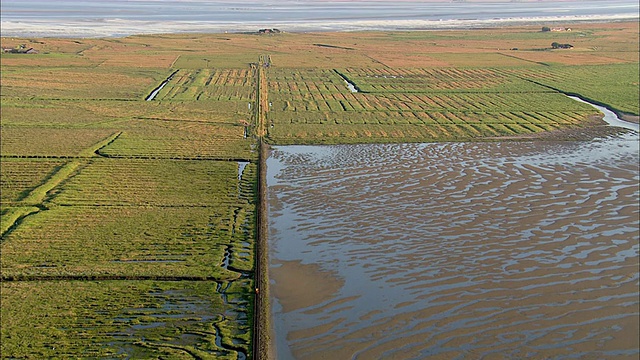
[337,67,550,94]
[51,159,248,207]
[0,99,126,128]
[172,54,259,69]
[268,68,348,94]
[135,100,254,124]
[0,98,251,126]
[264,65,611,144]
[267,123,452,144]
[0,205,252,279]
[267,110,597,126]
[269,92,597,114]
[425,52,537,67]
[97,119,256,160]
[1,280,251,359]
[0,98,252,128]
[265,109,597,144]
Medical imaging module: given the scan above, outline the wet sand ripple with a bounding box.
[268,135,639,359]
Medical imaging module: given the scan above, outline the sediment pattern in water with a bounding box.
[267,134,639,360]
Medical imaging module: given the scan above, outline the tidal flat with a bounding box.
[268,133,639,359]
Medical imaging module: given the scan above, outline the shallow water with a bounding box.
[1,0,638,37]
[267,132,639,359]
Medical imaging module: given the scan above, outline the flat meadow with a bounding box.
[1,20,638,358]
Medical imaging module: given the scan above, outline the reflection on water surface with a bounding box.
[267,134,639,360]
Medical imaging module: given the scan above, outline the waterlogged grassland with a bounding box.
[1,162,256,356]
[1,33,260,358]
[1,280,250,359]
[2,158,256,275]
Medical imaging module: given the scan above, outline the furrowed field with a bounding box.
[1,21,638,359]
[266,67,603,143]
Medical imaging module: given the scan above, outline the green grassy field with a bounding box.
[1,21,638,359]
[1,280,250,359]
[507,63,640,116]
[264,66,606,144]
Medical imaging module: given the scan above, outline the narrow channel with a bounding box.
[145,70,179,101]
[568,95,639,132]
[334,70,359,93]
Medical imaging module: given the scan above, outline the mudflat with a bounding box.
[268,137,639,359]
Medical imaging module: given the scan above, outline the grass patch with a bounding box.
[1,280,251,359]
[1,205,253,279]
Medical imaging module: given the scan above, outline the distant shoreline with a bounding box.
[2,14,638,38]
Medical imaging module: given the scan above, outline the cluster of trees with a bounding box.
[540,27,573,49]
[542,26,571,32]
[1,44,38,54]
[551,42,573,49]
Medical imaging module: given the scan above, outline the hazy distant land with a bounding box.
[1,0,638,38]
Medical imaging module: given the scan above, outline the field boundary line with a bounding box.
[0,160,85,239]
[0,206,41,240]
[82,131,122,157]
[2,132,124,239]
[253,55,273,360]
[498,52,550,66]
[19,161,82,205]
[170,55,181,68]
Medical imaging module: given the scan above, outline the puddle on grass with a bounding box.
[131,322,166,330]
[104,285,249,359]
[267,133,639,359]
[238,161,249,180]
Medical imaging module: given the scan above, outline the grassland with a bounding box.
[1,280,251,359]
[1,32,259,359]
[265,67,602,143]
[1,20,638,359]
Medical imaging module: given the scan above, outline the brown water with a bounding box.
[267,133,639,360]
